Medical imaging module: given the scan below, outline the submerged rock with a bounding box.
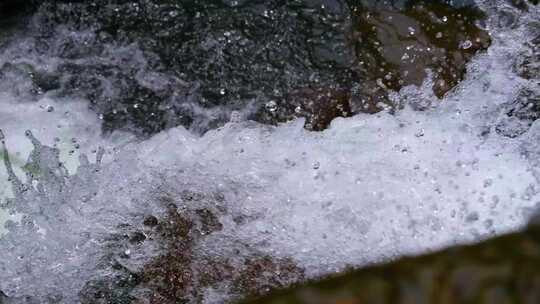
[500,20,540,138]
[241,224,540,304]
[349,0,491,105]
[0,0,491,135]
[0,136,305,303]
[134,195,304,303]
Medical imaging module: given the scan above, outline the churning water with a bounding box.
[0,0,539,303]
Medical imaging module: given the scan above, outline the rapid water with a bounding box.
[0,0,539,303]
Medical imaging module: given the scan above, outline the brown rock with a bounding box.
[239,226,540,304]
[350,1,491,102]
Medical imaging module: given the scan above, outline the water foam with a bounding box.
[0,1,539,302]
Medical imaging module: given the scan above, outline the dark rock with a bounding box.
[139,200,303,303]
[0,1,36,27]
[0,290,8,304]
[0,63,40,99]
[143,215,159,227]
[349,0,491,103]
[512,0,540,8]
[233,256,305,297]
[516,33,540,80]
[501,30,540,138]
[496,88,540,138]
[253,87,352,130]
[195,208,223,235]
[79,273,140,304]
[1,0,491,135]
[129,231,147,244]
[72,189,304,303]
[240,225,540,304]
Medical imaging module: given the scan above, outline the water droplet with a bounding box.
[442,16,448,22]
[46,105,54,112]
[401,53,410,61]
[461,40,473,50]
[313,161,320,170]
[230,111,241,123]
[435,32,443,39]
[265,100,278,112]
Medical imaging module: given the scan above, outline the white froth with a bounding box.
[0,1,539,302]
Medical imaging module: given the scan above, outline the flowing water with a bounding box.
[0,0,539,303]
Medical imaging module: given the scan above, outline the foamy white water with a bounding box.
[0,1,539,302]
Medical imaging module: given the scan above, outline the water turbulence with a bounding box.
[0,0,539,303]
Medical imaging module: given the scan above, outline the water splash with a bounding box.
[0,1,539,303]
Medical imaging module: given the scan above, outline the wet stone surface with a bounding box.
[241,223,540,304]
[0,0,491,135]
[499,13,540,138]
[76,193,305,304]
[349,0,491,104]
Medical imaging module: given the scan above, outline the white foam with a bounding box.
[0,1,539,302]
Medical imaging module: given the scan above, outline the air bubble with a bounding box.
[265,100,278,112]
[461,40,473,50]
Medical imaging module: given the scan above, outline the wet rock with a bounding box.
[253,87,352,131]
[0,291,7,304]
[143,215,159,227]
[349,1,491,103]
[496,88,540,138]
[195,208,223,235]
[23,0,354,135]
[79,273,140,304]
[70,191,304,303]
[0,1,36,27]
[2,0,491,135]
[233,256,305,297]
[241,225,540,304]
[516,33,540,80]
[129,231,147,244]
[509,0,540,9]
[0,63,40,99]
[501,29,540,137]
[138,200,304,303]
